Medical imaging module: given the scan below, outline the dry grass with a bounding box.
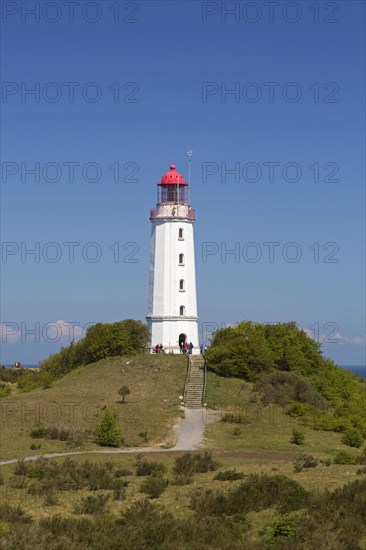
[0,354,187,461]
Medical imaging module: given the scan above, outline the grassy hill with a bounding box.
[0,355,365,548]
[0,354,187,461]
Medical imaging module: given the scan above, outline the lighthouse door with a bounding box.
[179,333,187,351]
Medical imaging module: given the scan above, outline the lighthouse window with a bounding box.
[178,228,184,240]
[179,253,184,265]
[179,279,185,291]
[179,305,185,316]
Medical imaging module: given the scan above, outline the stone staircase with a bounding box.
[184,355,205,408]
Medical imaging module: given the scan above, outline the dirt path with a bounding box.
[0,407,215,466]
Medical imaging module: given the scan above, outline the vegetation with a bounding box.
[290,429,305,446]
[173,452,219,475]
[39,319,149,380]
[214,469,245,481]
[135,457,167,477]
[118,385,130,403]
[205,321,366,446]
[0,354,187,461]
[140,476,169,499]
[95,410,123,447]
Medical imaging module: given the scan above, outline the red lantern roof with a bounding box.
[159,164,187,186]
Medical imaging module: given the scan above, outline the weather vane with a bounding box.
[187,147,193,184]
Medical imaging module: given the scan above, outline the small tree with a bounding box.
[95,410,122,447]
[118,385,130,403]
[290,429,305,446]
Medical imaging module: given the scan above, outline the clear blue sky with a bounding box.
[1,1,365,366]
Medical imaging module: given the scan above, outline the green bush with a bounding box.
[95,410,122,447]
[293,454,318,472]
[170,474,193,486]
[118,385,130,403]
[256,371,327,408]
[341,428,363,448]
[214,469,245,481]
[14,459,28,476]
[174,452,219,476]
[191,474,309,516]
[334,451,356,464]
[0,384,11,398]
[30,425,44,439]
[140,477,168,499]
[267,515,297,544]
[39,320,150,380]
[114,468,132,477]
[0,503,32,523]
[221,413,249,424]
[290,429,305,446]
[135,458,166,477]
[74,494,109,515]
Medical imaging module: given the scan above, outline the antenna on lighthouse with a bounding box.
[187,148,193,184]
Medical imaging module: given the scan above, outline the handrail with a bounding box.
[202,355,206,405]
[183,355,191,405]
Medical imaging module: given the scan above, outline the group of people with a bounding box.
[153,342,207,354]
[13,361,22,368]
[180,341,194,355]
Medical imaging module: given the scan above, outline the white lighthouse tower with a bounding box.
[146,162,200,354]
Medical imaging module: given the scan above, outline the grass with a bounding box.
[0,357,364,533]
[0,354,187,461]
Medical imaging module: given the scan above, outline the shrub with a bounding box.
[95,410,122,447]
[356,447,366,464]
[232,426,241,436]
[114,468,132,477]
[174,452,219,476]
[39,319,150,380]
[41,373,53,389]
[31,425,45,439]
[0,503,32,523]
[334,451,356,464]
[74,494,109,515]
[0,474,4,486]
[42,487,59,506]
[14,459,28,476]
[0,384,11,397]
[118,385,130,403]
[256,371,327,408]
[170,475,193,486]
[138,431,149,442]
[293,454,318,472]
[290,429,305,445]
[221,413,249,424]
[356,466,366,475]
[191,474,309,516]
[214,469,245,481]
[341,428,363,448]
[267,516,297,544]
[30,442,41,450]
[135,458,166,477]
[140,477,168,499]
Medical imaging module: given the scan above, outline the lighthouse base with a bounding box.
[146,316,200,355]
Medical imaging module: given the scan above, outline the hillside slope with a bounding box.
[0,355,187,461]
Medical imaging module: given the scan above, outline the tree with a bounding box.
[118,385,130,403]
[290,429,305,446]
[95,410,122,447]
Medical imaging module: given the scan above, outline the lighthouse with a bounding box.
[146,163,200,354]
